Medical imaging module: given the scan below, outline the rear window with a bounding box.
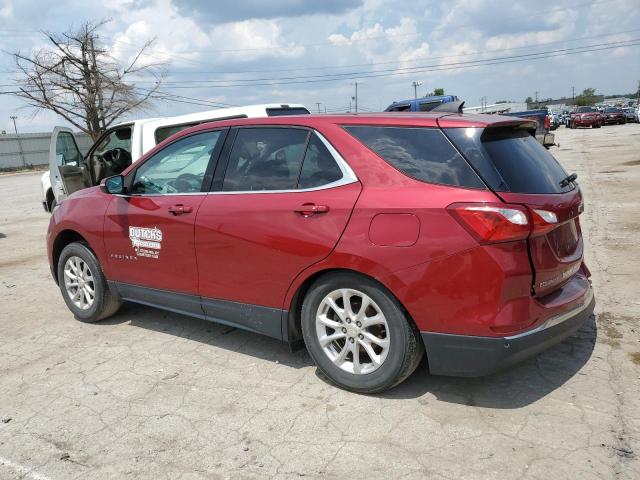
[445,127,574,194]
[344,126,485,189]
[266,107,310,116]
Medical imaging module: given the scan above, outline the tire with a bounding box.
[57,242,121,323]
[301,272,424,393]
[50,198,57,212]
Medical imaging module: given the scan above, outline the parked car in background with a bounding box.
[42,104,310,211]
[549,112,561,130]
[622,107,637,123]
[385,95,460,112]
[47,112,594,393]
[602,107,626,125]
[569,106,603,129]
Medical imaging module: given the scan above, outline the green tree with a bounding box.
[525,96,533,104]
[574,88,597,106]
[433,87,445,96]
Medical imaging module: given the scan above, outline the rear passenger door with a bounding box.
[195,127,361,337]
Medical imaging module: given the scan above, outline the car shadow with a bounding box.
[100,304,597,409]
[381,314,598,408]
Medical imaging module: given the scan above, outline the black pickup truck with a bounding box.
[505,109,555,148]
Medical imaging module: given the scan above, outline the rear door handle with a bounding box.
[168,204,193,215]
[294,203,330,217]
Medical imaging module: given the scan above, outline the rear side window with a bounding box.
[344,126,485,189]
[298,134,343,189]
[446,127,573,194]
[223,128,309,191]
[155,123,198,144]
[418,101,441,111]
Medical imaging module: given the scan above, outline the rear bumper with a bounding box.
[421,287,595,377]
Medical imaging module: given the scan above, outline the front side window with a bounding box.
[222,128,309,191]
[94,126,132,157]
[131,131,221,194]
[56,132,82,166]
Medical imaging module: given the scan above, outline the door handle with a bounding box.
[294,203,330,217]
[168,204,193,215]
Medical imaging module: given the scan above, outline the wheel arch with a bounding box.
[51,229,92,283]
[284,267,419,344]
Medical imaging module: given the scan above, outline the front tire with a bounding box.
[57,242,121,323]
[301,272,424,393]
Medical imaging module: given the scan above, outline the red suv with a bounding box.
[47,114,595,393]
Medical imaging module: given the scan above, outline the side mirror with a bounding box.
[103,175,124,194]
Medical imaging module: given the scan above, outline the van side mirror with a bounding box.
[103,175,124,194]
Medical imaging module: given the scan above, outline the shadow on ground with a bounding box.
[101,303,597,409]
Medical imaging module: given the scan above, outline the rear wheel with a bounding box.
[57,242,121,323]
[301,272,424,393]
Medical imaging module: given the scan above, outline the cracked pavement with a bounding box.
[1,124,639,479]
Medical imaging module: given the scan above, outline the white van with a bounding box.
[43,103,310,210]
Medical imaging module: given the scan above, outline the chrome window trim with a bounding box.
[209,130,358,195]
[123,130,358,197]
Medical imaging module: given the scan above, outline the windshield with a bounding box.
[577,107,597,113]
[604,107,620,113]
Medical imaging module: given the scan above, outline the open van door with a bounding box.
[49,127,90,203]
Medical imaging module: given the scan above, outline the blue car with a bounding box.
[385,95,460,112]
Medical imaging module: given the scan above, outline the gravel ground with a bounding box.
[0,124,639,479]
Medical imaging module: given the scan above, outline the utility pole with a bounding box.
[535,91,539,105]
[315,102,321,113]
[352,81,359,113]
[480,96,487,112]
[10,116,26,168]
[572,86,575,104]
[412,81,422,99]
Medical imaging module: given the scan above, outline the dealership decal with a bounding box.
[129,226,163,259]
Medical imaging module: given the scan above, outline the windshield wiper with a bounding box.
[559,172,577,188]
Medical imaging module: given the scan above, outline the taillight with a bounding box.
[530,208,558,236]
[544,114,550,129]
[447,203,530,244]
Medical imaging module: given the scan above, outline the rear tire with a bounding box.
[57,242,121,323]
[301,272,424,393]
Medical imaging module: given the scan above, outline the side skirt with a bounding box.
[109,281,287,341]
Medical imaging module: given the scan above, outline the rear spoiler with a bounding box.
[432,100,465,114]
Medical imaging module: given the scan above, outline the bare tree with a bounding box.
[12,20,165,140]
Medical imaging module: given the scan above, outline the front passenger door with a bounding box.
[103,129,227,310]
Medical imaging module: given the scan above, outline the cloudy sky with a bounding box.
[1,0,639,133]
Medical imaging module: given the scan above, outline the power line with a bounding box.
[127,38,640,89]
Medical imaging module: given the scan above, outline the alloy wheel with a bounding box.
[315,288,390,375]
[63,255,95,310]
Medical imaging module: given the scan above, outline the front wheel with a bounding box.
[301,272,424,393]
[57,242,121,323]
